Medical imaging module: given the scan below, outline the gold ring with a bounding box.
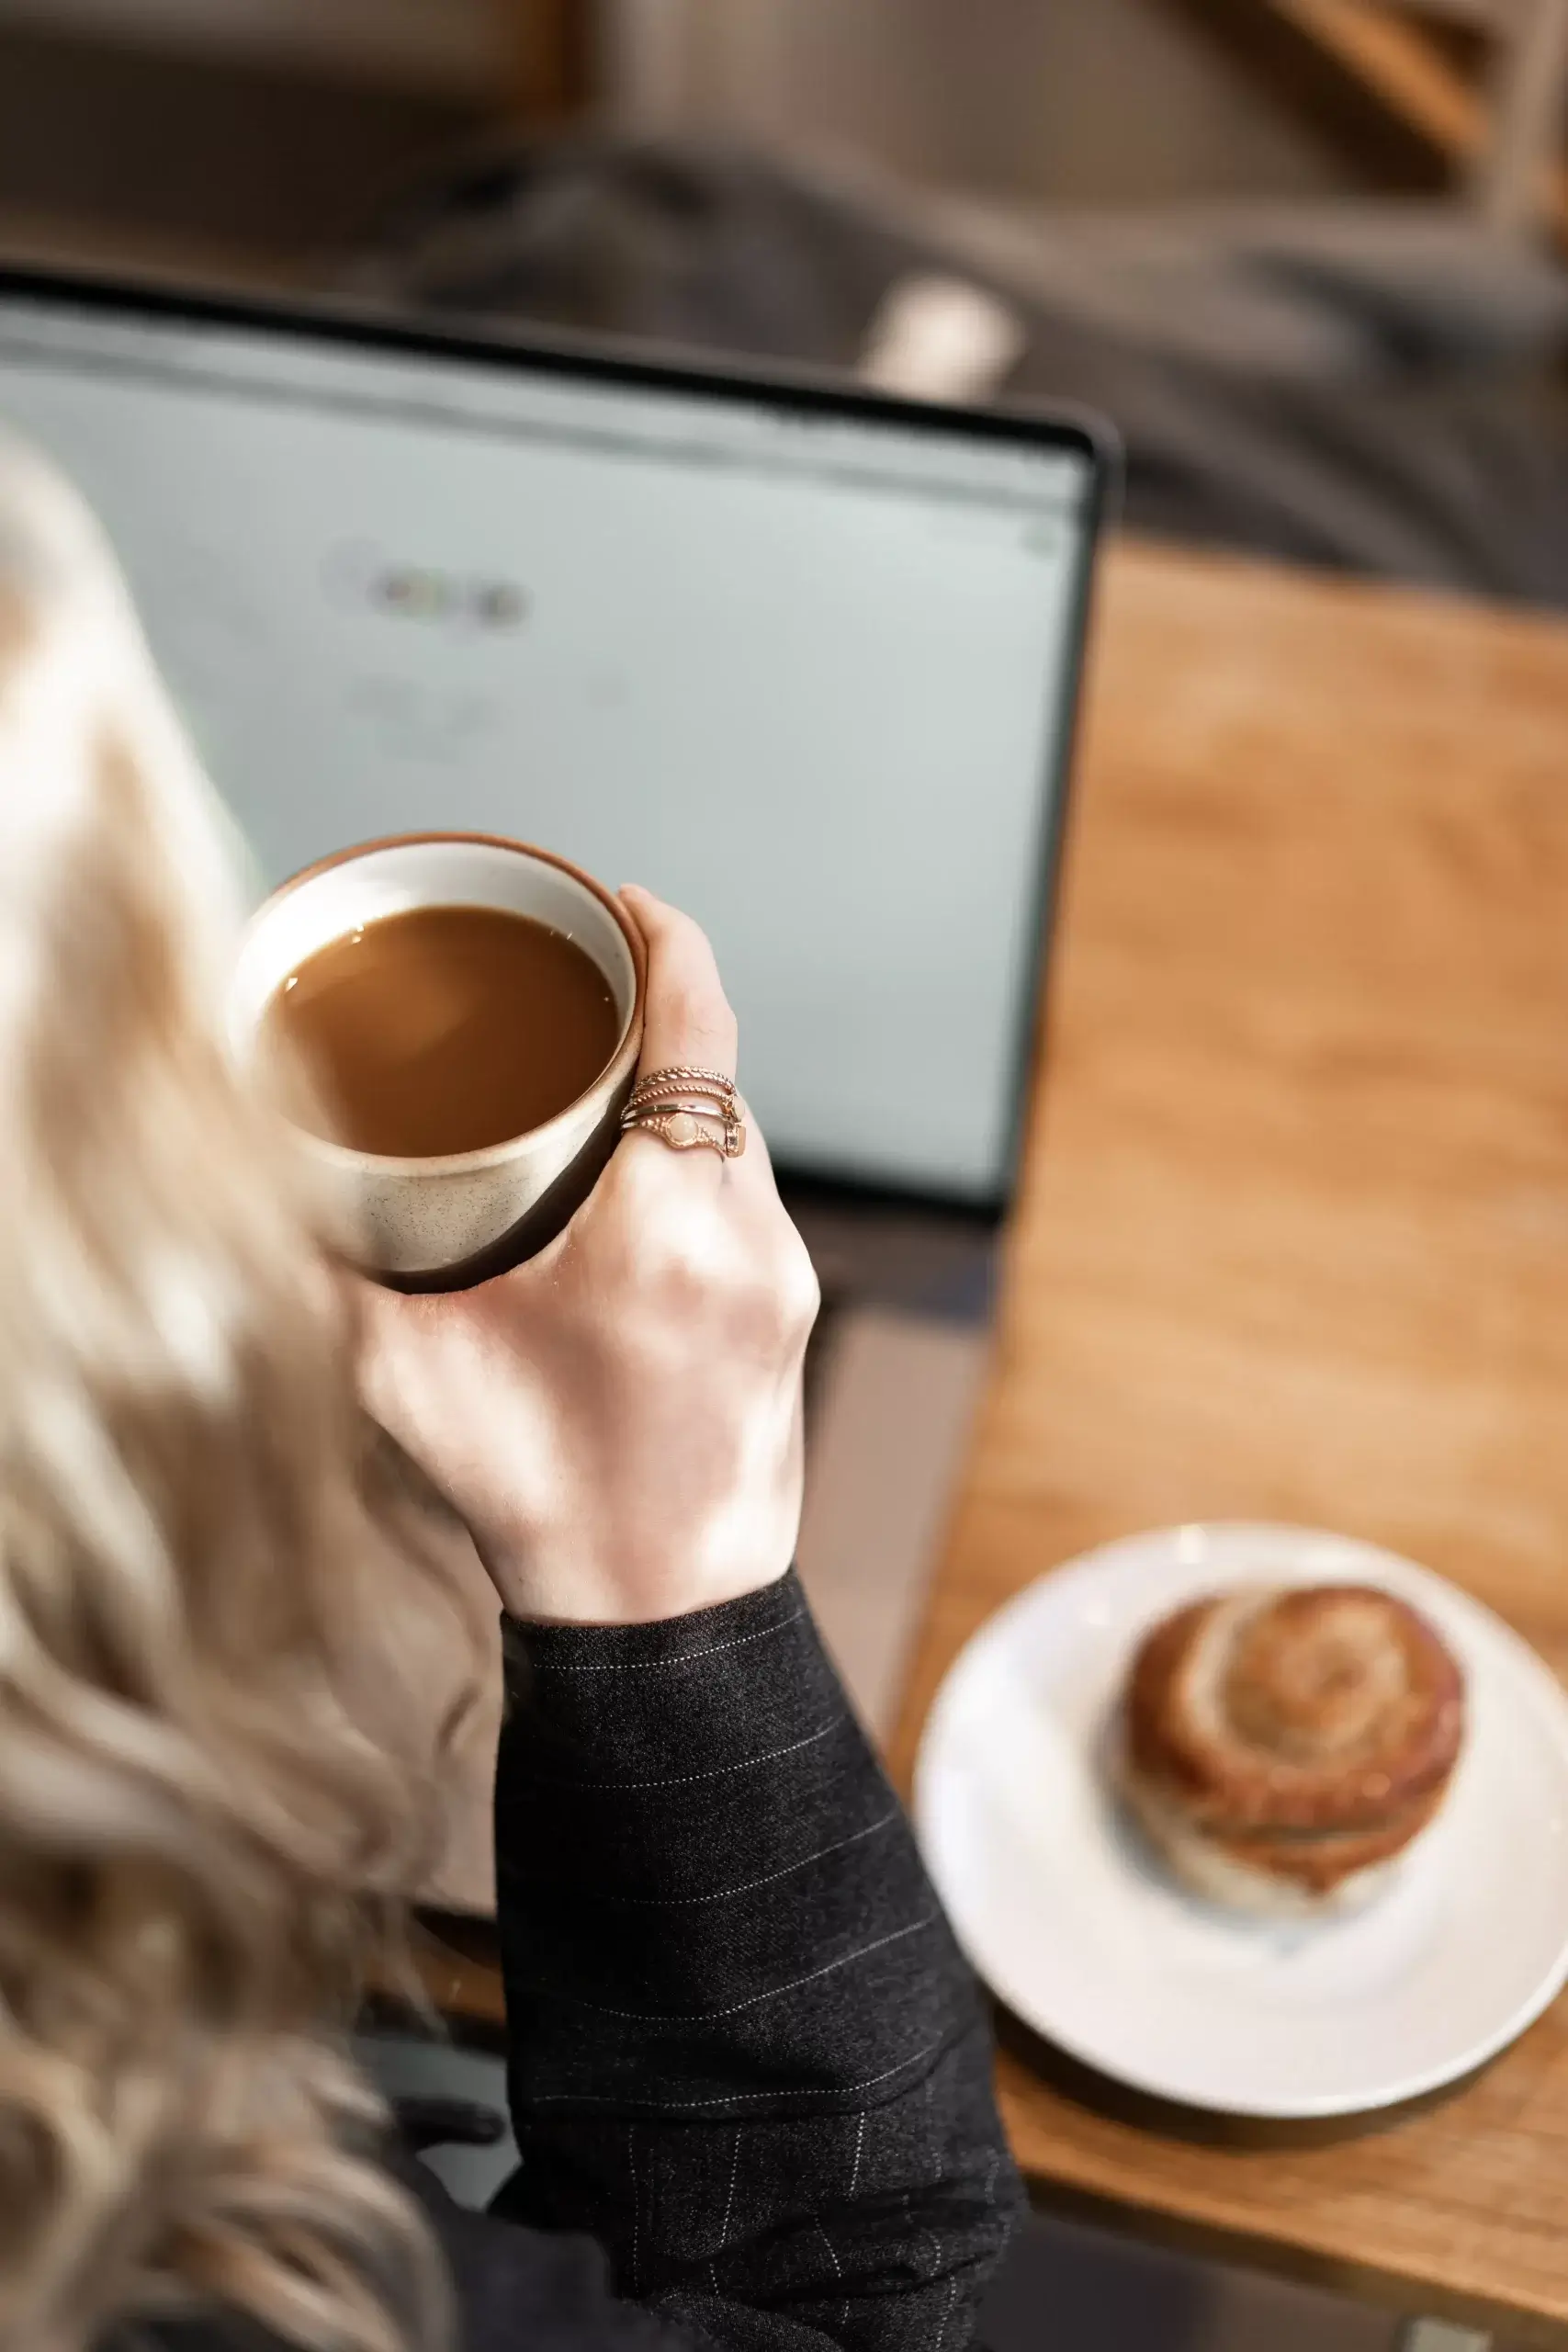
[623,1065,745,1157]
[620,1103,746,1159]
[626,1066,737,1114]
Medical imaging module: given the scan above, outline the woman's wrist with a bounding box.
[479,1530,796,1628]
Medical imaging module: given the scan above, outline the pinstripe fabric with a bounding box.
[486,1569,1023,2346]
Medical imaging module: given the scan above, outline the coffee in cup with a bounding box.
[231,833,645,1289]
[262,903,623,1159]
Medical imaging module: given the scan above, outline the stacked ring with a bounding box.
[620,1066,747,1159]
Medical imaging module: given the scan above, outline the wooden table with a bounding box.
[884,537,1568,2349]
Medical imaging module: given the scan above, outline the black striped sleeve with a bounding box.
[490,1570,1021,2349]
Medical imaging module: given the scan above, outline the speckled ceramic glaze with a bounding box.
[231,833,645,1290]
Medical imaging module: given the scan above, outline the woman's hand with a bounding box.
[357,887,819,1625]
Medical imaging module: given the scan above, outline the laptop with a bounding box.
[0,265,1111,1744]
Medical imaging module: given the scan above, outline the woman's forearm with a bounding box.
[489,1572,1022,2350]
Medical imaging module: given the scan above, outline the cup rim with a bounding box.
[244,830,648,1178]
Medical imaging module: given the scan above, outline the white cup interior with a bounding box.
[231,838,637,1098]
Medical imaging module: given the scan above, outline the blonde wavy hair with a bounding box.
[0,436,477,2352]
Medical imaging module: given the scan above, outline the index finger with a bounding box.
[619,886,738,1085]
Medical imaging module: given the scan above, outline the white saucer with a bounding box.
[913,1523,1568,2119]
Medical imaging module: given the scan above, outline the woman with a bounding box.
[0,433,1021,2352]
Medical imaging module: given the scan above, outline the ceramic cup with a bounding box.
[231,831,646,1290]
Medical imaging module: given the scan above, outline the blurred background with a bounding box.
[0,0,1517,264]
[2,0,1567,604]
[0,10,1551,2349]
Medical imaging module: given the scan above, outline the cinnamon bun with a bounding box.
[1117,1585,1465,1917]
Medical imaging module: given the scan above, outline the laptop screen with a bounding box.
[0,278,1102,1208]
